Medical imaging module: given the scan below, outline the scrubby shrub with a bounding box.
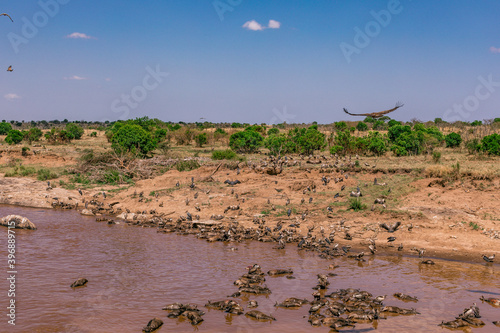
[367,131,388,156]
[37,168,58,181]
[21,147,30,156]
[267,128,280,136]
[432,151,441,163]
[65,123,84,140]
[111,124,157,156]
[229,129,263,153]
[90,131,97,137]
[445,132,462,148]
[356,122,368,131]
[212,149,238,160]
[24,127,43,143]
[194,133,208,147]
[5,130,23,145]
[465,139,481,154]
[175,159,200,171]
[388,119,401,127]
[480,133,500,155]
[334,121,347,131]
[289,125,326,155]
[0,122,12,135]
[372,120,387,130]
[471,120,482,126]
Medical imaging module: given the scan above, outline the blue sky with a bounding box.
[1,0,499,123]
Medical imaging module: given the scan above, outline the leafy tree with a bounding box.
[356,122,368,131]
[229,129,263,153]
[111,124,157,156]
[290,125,326,155]
[5,130,24,145]
[480,133,500,155]
[471,120,482,126]
[0,122,12,135]
[363,116,375,123]
[264,133,293,156]
[445,132,462,148]
[367,131,388,156]
[65,123,84,139]
[231,122,243,128]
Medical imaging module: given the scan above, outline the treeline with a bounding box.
[1,116,500,157]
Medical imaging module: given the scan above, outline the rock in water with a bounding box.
[142,318,163,332]
[70,278,88,288]
[0,215,37,230]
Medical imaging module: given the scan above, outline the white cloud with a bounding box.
[268,20,281,29]
[4,93,20,101]
[242,19,281,31]
[242,20,264,31]
[64,75,87,80]
[490,46,500,53]
[66,32,95,39]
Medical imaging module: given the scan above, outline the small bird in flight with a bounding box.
[7,66,13,72]
[343,102,404,119]
[1,13,13,22]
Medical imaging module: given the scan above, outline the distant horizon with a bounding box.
[2,1,499,124]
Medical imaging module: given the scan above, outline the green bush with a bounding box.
[65,123,84,139]
[465,139,481,154]
[388,119,401,127]
[267,128,280,136]
[5,130,24,145]
[229,130,263,153]
[214,128,227,135]
[22,147,30,156]
[471,120,482,126]
[264,133,295,156]
[289,125,326,155]
[90,131,97,137]
[212,149,239,160]
[367,131,388,156]
[356,122,368,131]
[363,116,375,123]
[480,133,500,155]
[334,121,347,131]
[111,124,157,156]
[494,118,500,123]
[372,120,387,130]
[0,122,12,135]
[24,128,43,143]
[194,133,208,147]
[445,132,462,148]
[432,151,441,163]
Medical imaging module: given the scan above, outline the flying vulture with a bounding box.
[1,13,13,22]
[343,102,404,119]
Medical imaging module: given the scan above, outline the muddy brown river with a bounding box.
[0,205,499,333]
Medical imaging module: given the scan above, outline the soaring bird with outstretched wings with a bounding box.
[1,13,13,22]
[343,102,404,119]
